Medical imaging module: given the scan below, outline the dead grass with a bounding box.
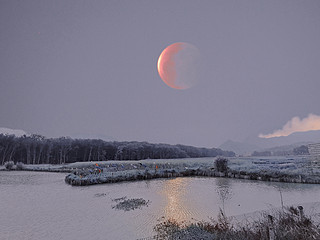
[153,207,320,240]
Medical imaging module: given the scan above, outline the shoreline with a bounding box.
[2,156,320,185]
[64,166,320,186]
[63,157,320,186]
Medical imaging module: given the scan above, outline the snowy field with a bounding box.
[2,156,320,186]
[229,156,320,175]
[7,155,319,176]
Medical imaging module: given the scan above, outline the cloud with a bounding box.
[0,127,28,137]
[259,114,320,138]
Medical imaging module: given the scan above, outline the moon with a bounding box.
[157,42,200,90]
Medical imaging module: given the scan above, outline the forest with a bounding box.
[251,145,310,157]
[0,134,235,165]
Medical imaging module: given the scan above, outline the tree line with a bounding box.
[0,134,235,165]
[251,145,310,157]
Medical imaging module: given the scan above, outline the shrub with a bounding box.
[16,162,24,170]
[215,157,228,173]
[4,161,14,170]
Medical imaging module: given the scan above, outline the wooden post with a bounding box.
[298,206,304,221]
[268,215,275,240]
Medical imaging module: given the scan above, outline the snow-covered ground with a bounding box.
[229,156,320,175]
[4,155,320,184]
[22,155,320,175]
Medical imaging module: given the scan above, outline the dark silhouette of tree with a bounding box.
[215,157,228,173]
[293,145,309,155]
[0,133,235,165]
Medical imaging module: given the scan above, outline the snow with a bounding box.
[228,156,320,176]
[0,127,28,137]
[8,156,320,185]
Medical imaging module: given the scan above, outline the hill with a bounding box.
[220,130,320,155]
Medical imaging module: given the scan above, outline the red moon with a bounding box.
[157,42,200,90]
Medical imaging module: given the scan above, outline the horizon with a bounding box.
[1,126,320,152]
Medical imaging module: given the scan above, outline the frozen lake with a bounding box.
[1,170,320,240]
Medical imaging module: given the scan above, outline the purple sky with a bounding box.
[1,0,320,147]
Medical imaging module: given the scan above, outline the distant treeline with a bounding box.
[0,134,235,165]
[251,145,310,157]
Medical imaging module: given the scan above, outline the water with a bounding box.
[1,171,320,240]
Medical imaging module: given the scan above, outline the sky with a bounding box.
[1,0,320,148]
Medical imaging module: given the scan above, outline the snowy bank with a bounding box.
[64,156,320,186]
[4,156,319,185]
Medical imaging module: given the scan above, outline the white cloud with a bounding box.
[259,114,320,138]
